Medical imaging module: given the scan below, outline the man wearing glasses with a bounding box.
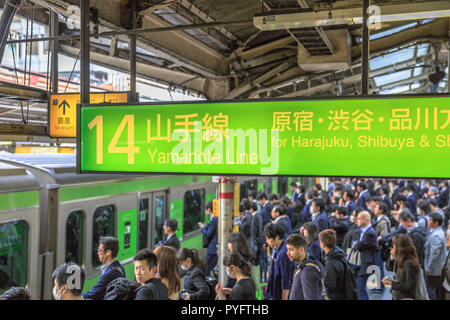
[81,236,125,300]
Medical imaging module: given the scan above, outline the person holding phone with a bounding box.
[382,234,420,300]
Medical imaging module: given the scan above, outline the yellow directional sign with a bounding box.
[49,92,130,138]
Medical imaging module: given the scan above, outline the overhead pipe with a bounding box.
[0,0,22,64]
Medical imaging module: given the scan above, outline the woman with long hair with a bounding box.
[154,245,180,300]
[177,248,209,300]
[300,222,322,263]
[382,234,420,300]
[226,232,254,289]
[215,252,256,300]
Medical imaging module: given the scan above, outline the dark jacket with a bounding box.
[324,246,347,300]
[267,240,295,300]
[261,202,273,227]
[345,200,356,216]
[182,265,210,300]
[239,212,252,241]
[289,259,324,300]
[201,217,218,256]
[407,225,427,267]
[163,234,180,251]
[275,216,292,236]
[307,241,323,263]
[391,260,418,300]
[312,212,329,233]
[135,278,169,300]
[406,193,417,216]
[355,226,378,276]
[342,223,359,253]
[81,260,125,300]
[356,189,370,210]
[249,211,264,264]
[329,216,350,247]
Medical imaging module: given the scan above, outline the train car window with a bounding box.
[138,199,149,250]
[153,196,165,246]
[66,210,84,265]
[240,179,258,200]
[183,189,205,235]
[92,205,115,268]
[0,220,28,294]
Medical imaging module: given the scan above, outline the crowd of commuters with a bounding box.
[2,178,450,300]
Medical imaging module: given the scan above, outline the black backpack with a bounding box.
[341,260,359,300]
[205,276,217,300]
[104,277,140,300]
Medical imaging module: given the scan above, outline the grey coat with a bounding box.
[424,227,447,276]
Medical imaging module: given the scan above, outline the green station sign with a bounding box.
[77,95,450,178]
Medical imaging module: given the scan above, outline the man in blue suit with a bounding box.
[310,198,329,233]
[81,236,125,300]
[404,186,417,217]
[200,201,218,278]
[353,211,377,300]
[290,182,299,204]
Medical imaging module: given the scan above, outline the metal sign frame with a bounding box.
[76,93,450,179]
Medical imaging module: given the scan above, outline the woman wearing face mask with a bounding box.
[177,248,210,300]
[226,232,253,289]
[215,252,256,300]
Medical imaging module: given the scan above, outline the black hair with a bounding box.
[337,207,348,216]
[399,211,415,223]
[377,202,388,214]
[312,198,325,211]
[164,218,178,232]
[285,233,307,249]
[358,182,367,190]
[429,212,443,226]
[281,196,292,207]
[269,193,278,201]
[249,202,258,212]
[263,223,285,240]
[301,222,319,245]
[99,236,119,258]
[1,287,31,300]
[177,248,207,270]
[256,192,267,201]
[52,263,86,296]
[345,190,355,200]
[248,191,258,199]
[396,194,407,202]
[418,199,431,214]
[290,182,297,187]
[223,252,252,277]
[367,196,381,203]
[335,184,345,192]
[239,204,246,213]
[380,186,389,195]
[241,198,251,211]
[429,198,439,208]
[227,232,253,261]
[293,200,304,213]
[298,185,305,193]
[134,249,158,269]
[205,201,213,212]
[314,183,322,191]
[272,205,285,217]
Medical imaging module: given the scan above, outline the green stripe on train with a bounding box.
[60,175,206,202]
[0,190,39,211]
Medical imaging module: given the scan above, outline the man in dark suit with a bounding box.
[160,218,180,250]
[439,181,449,208]
[356,182,371,211]
[404,186,417,217]
[379,186,392,215]
[81,236,125,300]
[342,190,357,216]
[310,198,329,233]
[200,202,218,278]
[354,211,377,300]
[257,192,273,228]
[297,185,306,207]
[290,182,299,204]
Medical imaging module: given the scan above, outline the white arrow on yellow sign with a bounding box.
[49,92,130,138]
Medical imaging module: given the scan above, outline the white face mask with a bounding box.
[310,206,315,215]
[180,264,189,271]
[53,286,62,300]
[350,215,355,223]
[226,267,235,279]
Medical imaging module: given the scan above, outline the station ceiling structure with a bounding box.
[0,0,448,140]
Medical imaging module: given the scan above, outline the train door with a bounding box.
[138,191,168,249]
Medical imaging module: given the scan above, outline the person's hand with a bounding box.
[381,277,392,286]
[198,222,205,229]
[182,292,191,300]
[222,287,232,295]
[215,283,226,300]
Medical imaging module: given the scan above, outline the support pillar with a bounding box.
[81,0,90,104]
[217,176,235,285]
[130,0,137,102]
[362,0,370,95]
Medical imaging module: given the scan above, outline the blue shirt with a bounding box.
[267,240,295,300]
[359,224,372,242]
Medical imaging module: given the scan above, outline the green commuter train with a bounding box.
[0,153,309,299]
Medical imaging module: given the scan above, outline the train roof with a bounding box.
[0,152,171,193]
